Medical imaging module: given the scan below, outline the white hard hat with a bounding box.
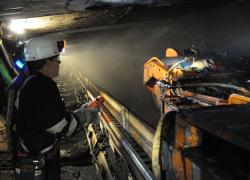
[24,38,60,62]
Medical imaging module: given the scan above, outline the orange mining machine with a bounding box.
[144,48,250,180]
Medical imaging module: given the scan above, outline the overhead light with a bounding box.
[9,18,46,35]
[9,19,25,34]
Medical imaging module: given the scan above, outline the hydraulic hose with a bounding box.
[171,83,250,96]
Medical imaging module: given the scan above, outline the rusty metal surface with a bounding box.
[183,104,250,151]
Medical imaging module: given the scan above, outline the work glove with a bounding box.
[73,96,104,130]
[73,103,99,126]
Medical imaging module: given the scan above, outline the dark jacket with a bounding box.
[16,72,77,154]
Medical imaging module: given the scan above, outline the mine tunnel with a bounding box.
[0,0,250,179]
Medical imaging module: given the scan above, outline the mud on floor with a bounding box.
[62,165,100,180]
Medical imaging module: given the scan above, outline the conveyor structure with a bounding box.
[74,72,155,180]
[59,48,250,180]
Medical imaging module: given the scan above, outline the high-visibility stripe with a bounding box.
[46,118,67,134]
